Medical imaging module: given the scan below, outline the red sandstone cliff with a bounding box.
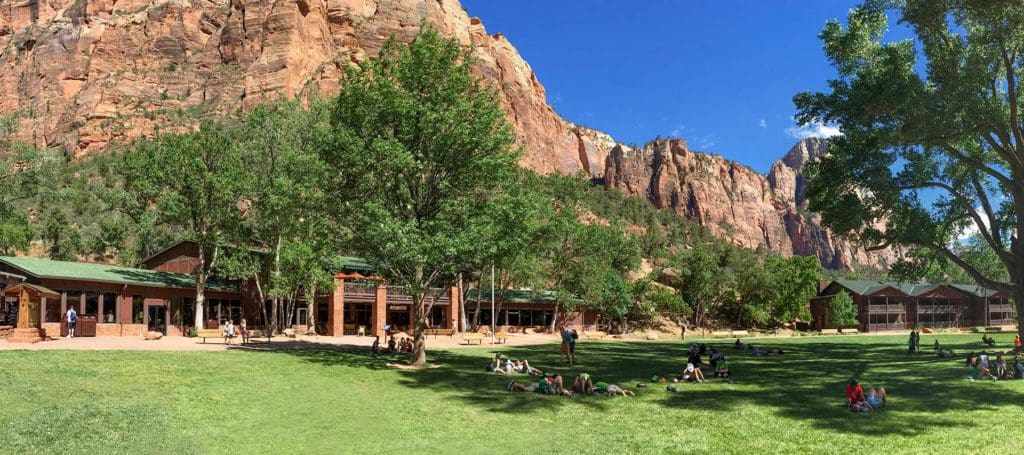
[604,138,900,270]
[0,0,614,174]
[0,0,893,269]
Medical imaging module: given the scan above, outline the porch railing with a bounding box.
[868,304,905,314]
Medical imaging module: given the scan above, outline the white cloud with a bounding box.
[759,119,767,128]
[957,207,990,242]
[669,124,685,137]
[785,121,842,139]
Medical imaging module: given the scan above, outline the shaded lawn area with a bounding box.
[1,333,1022,454]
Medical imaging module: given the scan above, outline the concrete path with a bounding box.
[0,332,563,351]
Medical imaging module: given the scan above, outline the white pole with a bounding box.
[490,264,495,344]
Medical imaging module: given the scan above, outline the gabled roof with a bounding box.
[1,282,61,299]
[832,279,905,296]
[826,279,1000,298]
[0,256,240,292]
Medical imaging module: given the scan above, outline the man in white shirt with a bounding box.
[66,307,78,338]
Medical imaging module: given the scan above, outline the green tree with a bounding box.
[237,99,335,334]
[827,291,859,328]
[321,26,520,366]
[795,2,1024,337]
[119,123,250,329]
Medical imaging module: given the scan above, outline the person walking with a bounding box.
[560,325,577,366]
[66,307,77,338]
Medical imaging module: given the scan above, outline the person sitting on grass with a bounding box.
[687,349,703,368]
[937,347,957,359]
[371,336,381,355]
[1014,359,1024,379]
[967,357,996,381]
[709,348,724,370]
[994,355,1008,379]
[982,334,995,347]
[572,373,594,394]
[387,335,397,354]
[677,363,705,383]
[934,339,941,352]
[714,359,731,378]
[965,351,975,368]
[846,379,867,411]
[734,338,747,350]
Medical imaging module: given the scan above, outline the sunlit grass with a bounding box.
[1,332,1021,454]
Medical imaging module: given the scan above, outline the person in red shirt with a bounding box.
[846,378,866,411]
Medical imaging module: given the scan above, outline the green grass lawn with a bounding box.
[1,333,1022,454]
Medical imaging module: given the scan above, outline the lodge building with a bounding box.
[810,279,1015,332]
[0,241,592,339]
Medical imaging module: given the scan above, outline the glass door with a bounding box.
[148,306,167,335]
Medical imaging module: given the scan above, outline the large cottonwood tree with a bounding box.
[322,27,520,366]
[795,1,1024,337]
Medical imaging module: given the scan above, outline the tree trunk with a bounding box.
[457,273,467,332]
[270,233,282,334]
[471,271,484,330]
[305,277,316,335]
[193,244,207,329]
[1014,272,1024,341]
[410,267,428,366]
[549,301,560,333]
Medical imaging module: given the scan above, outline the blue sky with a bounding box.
[460,0,904,173]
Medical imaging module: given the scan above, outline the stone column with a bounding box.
[374,284,387,337]
[328,278,345,336]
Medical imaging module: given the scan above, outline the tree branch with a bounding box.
[1001,47,1024,161]
[939,143,1015,189]
[968,172,1002,247]
[926,242,1011,292]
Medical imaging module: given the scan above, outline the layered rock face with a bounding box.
[0,0,893,269]
[0,0,613,173]
[604,138,900,270]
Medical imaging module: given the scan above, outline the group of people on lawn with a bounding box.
[964,350,1024,380]
[221,319,248,344]
[370,335,416,355]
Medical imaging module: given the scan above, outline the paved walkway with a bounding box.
[0,332,563,351]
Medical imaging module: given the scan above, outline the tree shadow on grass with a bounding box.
[229,336,1024,434]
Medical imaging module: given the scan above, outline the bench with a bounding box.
[425,328,456,338]
[711,331,731,338]
[841,328,859,335]
[731,330,750,337]
[820,329,839,335]
[985,326,1004,332]
[196,329,240,344]
[494,332,508,344]
[583,330,607,340]
[462,332,485,345]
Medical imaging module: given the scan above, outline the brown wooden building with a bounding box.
[0,241,590,338]
[810,279,1014,332]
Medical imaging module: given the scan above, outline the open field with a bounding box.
[1,333,1022,454]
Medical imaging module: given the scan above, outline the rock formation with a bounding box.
[604,137,900,270]
[0,0,613,174]
[0,0,895,269]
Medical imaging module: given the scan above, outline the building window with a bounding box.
[429,306,445,327]
[85,292,100,316]
[132,295,145,324]
[66,290,82,311]
[44,297,61,323]
[102,293,118,323]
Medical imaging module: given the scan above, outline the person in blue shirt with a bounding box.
[560,325,577,366]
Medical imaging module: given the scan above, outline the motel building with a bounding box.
[810,279,1015,332]
[0,241,594,340]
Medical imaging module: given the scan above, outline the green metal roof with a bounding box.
[335,256,374,273]
[465,288,561,304]
[0,256,240,292]
[829,279,999,298]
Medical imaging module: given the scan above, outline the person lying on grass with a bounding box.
[572,373,594,394]
[509,359,543,375]
[593,381,635,397]
[862,387,887,412]
[749,345,783,356]
[937,347,957,359]
[509,374,570,396]
[487,354,502,372]
[676,363,705,383]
